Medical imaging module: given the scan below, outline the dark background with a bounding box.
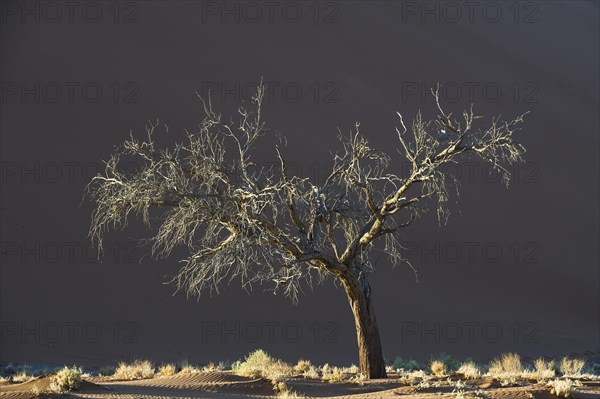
[1,0,598,368]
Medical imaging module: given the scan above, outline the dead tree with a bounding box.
[87,83,527,379]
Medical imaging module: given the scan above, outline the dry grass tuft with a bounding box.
[12,372,34,383]
[114,360,155,380]
[276,386,307,398]
[273,380,307,398]
[177,361,202,374]
[321,364,346,382]
[343,364,359,374]
[293,359,312,374]
[457,361,481,379]
[399,369,428,386]
[293,359,319,379]
[157,363,177,377]
[201,361,225,372]
[488,353,522,379]
[523,358,555,381]
[304,366,320,379]
[546,378,581,398]
[430,360,448,377]
[560,358,585,378]
[349,373,367,385]
[265,361,294,384]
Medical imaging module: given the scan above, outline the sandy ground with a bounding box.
[1,371,599,399]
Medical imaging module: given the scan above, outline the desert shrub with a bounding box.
[392,357,421,371]
[158,363,177,377]
[5,364,31,376]
[34,366,58,376]
[114,360,155,380]
[2,364,15,374]
[321,364,346,382]
[560,358,585,378]
[9,364,57,380]
[232,349,293,383]
[436,353,461,372]
[265,361,294,384]
[2,364,15,375]
[98,366,115,376]
[546,378,581,398]
[48,366,82,393]
[430,360,448,376]
[457,361,481,379]
[233,349,273,378]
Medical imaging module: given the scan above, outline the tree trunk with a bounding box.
[339,270,387,379]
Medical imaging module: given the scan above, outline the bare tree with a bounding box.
[87,83,527,379]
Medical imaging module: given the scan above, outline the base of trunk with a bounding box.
[340,270,387,379]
